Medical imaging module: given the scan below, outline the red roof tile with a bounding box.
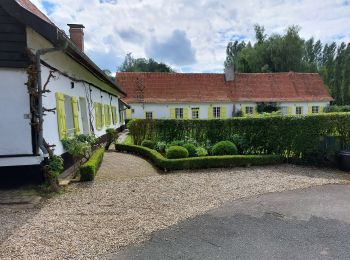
[116,72,333,103]
[15,0,53,24]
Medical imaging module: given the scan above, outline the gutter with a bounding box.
[35,37,68,162]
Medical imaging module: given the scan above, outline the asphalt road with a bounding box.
[109,184,350,260]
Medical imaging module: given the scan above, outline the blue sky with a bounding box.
[32,0,350,73]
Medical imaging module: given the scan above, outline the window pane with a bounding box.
[312,106,319,113]
[175,108,183,119]
[213,107,221,118]
[146,112,153,119]
[192,108,199,119]
[64,95,74,136]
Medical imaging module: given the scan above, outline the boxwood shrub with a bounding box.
[115,143,282,172]
[212,141,238,156]
[166,146,189,159]
[79,147,105,181]
[141,139,156,149]
[127,113,350,164]
[183,143,197,157]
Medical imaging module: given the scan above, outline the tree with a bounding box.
[224,25,350,105]
[118,53,174,72]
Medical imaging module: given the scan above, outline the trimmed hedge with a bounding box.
[127,113,350,164]
[166,146,189,159]
[141,139,156,149]
[79,147,105,181]
[115,143,283,172]
[212,141,238,156]
[183,143,197,157]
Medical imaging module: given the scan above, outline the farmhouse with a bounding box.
[0,0,127,182]
[116,69,333,120]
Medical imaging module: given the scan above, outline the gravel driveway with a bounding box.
[1,151,349,259]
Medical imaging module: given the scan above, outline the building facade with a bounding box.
[117,71,333,120]
[0,0,127,183]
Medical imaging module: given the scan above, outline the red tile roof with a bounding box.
[15,0,53,24]
[116,72,333,103]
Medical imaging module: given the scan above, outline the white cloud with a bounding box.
[37,0,350,72]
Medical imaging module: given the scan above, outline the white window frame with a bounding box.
[175,108,183,119]
[280,106,288,115]
[245,106,254,114]
[64,95,75,137]
[145,112,153,119]
[312,106,319,113]
[296,106,303,115]
[213,107,221,118]
[192,107,199,119]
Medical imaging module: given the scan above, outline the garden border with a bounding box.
[115,143,283,172]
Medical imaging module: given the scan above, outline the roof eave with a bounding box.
[1,0,127,97]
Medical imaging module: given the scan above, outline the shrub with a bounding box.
[115,143,282,171]
[79,147,104,181]
[141,139,156,149]
[105,128,117,150]
[127,114,350,165]
[166,146,189,159]
[62,136,93,159]
[196,147,208,157]
[156,141,167,153]
[167,140,185,148]
[48,155,64,179]
[212,141,238,156]
[183,143,197,157]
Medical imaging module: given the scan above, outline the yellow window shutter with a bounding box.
[126,109,132,119]
[94,103,99,130]
[112,106,117,124]
[288,106,292,115]
[101,103,104,127]
[55,92,67,140]
[170,108,175,119]
[104,105,110,126]
[308,105,312,114]
[320,106,324,113]
[71,97,80,135]
[241,105,246,116]
[221,107,227,118]
[208,107,213,119]
[253,106,258,115]
[184,107,189,119]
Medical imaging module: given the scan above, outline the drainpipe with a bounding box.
[35,40,68,162]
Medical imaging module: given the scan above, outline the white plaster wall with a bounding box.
[27,28,123,156]
[0,69,33,155]
[277,101,330,115]
[130,103,234,119]
[129,101,330,119]
[41,62,121,155]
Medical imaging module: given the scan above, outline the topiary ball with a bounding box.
[211,141,238,156]
[166,146,189,159]
[183,143,197,157]
[141,139,156,150]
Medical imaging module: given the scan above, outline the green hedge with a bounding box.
[79,147,105,181]
[115,143,283,172]
[127,113,350,164]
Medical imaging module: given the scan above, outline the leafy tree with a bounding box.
[118,53,174,72]
[224,25,350,105]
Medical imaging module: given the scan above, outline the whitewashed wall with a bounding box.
[27,28,123,156]
[130,103,234,119]
[129,101,330,119]
[0,69,33,156]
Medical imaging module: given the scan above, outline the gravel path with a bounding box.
[1,152,349,259]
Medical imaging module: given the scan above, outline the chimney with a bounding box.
[67,24,85,52]
[224,65,235,82]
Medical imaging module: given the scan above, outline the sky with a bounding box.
[31,0,350,73]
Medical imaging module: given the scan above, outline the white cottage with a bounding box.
[116,70,333,120]
[0,0,128,184]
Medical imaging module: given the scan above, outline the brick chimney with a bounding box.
[224,65,235,82]
[67,24,85,52]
